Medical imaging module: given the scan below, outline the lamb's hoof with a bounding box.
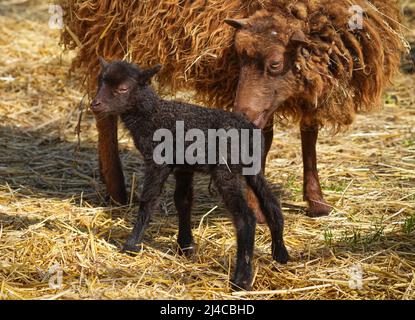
[177,243,196,257]
[306,199,331,218]
[122,243,142,255]
[231,276,253,291]
[273,245,289,264]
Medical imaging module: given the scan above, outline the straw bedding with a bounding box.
[0,0,414,299]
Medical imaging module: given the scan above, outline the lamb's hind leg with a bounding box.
[301,124,331,217]
[212,169,256,291]
[123,164,171,253]
[174,170,195,256]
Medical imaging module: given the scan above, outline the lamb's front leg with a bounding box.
[123,165,171,253]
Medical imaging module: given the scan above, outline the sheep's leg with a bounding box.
[246,123,273,224]
[96,114,127,205]
[213,169,256,291]
[123,165,171,253]
[301,125,331,217]
[174,170,195,256]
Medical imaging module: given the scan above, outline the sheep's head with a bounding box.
[226,10,307,128]
[91,58,161,115]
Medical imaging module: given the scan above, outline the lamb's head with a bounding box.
[91,58,161,115]
[226,10,308,128]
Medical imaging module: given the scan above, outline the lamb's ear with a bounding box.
[224,18,250,30]
[290,30,308,45]
[98,56,109,69]
[142,64,162,82]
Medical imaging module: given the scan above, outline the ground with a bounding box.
[0,0,414,300]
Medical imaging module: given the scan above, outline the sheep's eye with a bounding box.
[270,61,282,69]
[268,60,283,75]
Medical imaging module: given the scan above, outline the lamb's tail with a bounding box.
[245,174,289,264]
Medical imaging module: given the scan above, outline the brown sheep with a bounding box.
[60,0,407,219]
[224,1,407,217]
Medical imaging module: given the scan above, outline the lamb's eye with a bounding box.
[117,86,130,94]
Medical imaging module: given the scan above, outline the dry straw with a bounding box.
[0,0,414,300]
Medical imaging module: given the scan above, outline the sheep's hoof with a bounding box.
[105,193,128,206]
[306,199,331,217]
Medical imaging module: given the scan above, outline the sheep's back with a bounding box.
[60,0,407,130]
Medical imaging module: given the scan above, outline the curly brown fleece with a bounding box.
[60,0,406,129]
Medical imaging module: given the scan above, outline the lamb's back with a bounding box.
[155,100,256,131]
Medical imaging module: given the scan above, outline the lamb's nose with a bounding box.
[91,100,101,110]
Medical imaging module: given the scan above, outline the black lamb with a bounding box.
[91,58,289,290]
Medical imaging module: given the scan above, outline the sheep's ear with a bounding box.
[98,56,109,69]
[224,18,250,30]
[142,64,162,82]
[290,30,308,45]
